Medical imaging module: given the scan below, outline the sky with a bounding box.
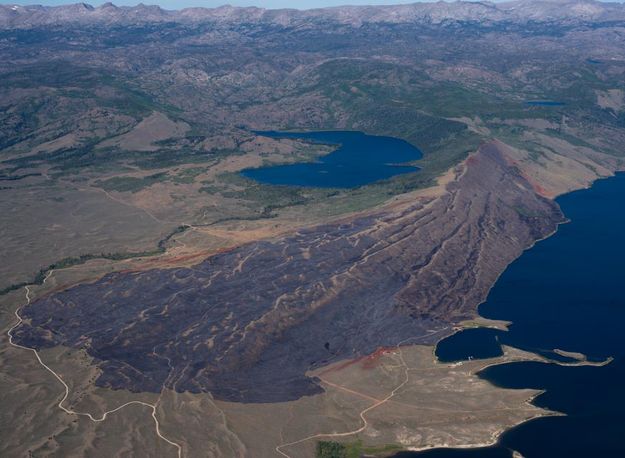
[4,0,623,9]
[6,0,429,9]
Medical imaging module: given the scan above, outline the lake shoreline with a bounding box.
[241,130,423,188]
[397,169,625,457]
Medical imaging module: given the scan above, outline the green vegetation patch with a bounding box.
[316,440,403,458]
[316,441,350,458]
[172,167,206,184]
[208,172,339,216]
[95,172,169,193]
[0,225,189,296]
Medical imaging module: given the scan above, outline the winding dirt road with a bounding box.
[275,331,447,458]
[6,270,183,458]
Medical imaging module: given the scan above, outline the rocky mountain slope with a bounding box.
[2,0,625,29]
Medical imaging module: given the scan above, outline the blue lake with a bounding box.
[240,131,422,188]
[397,172,625,457]
[526,101,565,106]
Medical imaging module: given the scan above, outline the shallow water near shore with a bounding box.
[241,131,421,188]
[525,100,566,106]
[399,172,625,457]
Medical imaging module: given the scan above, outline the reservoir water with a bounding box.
[241,131,421,188]
[525,101,565,106]
[398,172,625,457]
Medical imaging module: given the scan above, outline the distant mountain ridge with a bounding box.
[2,0,625,28]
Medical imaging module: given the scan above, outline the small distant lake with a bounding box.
[396,172,625,457]
[526,100,565,106]
[241,131,422,188]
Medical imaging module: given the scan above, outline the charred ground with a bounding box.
[14,144,564,402]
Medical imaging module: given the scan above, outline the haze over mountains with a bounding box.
[2,0,625,28]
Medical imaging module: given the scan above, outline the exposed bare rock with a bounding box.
[596,89,625,114]
[98,111,190,152]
